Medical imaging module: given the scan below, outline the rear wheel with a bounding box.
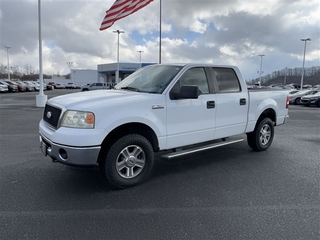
[247,118,274,151]
[100,134,154,189]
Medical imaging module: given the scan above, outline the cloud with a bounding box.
[0,0,319,80]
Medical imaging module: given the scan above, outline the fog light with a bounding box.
[59,148,68,160]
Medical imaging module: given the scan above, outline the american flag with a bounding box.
[100,0,153,31]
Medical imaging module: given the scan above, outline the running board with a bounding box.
[161,139,244,159]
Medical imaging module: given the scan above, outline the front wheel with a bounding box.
[247,118,274,151]
[100,134,154,189]
[294,98,301,105]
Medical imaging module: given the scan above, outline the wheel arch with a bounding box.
[98,122,159,163]
[257,108,276,126]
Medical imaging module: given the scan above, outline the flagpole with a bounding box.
[159,0,162,64]
[36,0,47,107]
[113,30,124,83]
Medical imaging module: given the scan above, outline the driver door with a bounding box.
[166,67,216,149]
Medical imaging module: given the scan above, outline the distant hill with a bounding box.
[263,74,320,87]
[249,66,320,87]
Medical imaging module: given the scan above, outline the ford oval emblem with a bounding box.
[47,111,52,119]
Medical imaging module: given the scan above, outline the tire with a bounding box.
[100,134,154,189]
[294,98,301,105]
[317,100,320,108]
[246,118,274,151]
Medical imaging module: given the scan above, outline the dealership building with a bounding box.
[97,62,155,87]
[66,62,155,87]
[45,62,155,87]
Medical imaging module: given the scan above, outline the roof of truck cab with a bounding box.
[152,63,238,68]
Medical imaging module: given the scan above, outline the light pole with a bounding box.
[258,54,265,86]
[137,50,143,68]
[4,45,11,81]
[300,38,311,90]
[113,30,124,83]
[66,61,73,81]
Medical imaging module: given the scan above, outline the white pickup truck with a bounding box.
[39,64,289,188]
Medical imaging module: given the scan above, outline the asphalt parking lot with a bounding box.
[0,90,319,239]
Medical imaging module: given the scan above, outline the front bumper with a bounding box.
[39,133,101,166]
[301,99,317,105]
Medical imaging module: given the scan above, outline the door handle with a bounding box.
[207,101,215,109]
[240,98,246,105]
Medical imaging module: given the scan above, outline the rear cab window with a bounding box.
[211,68,241,93]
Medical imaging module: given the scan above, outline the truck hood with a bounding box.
[47,90,153,110]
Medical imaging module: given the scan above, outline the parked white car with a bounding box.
[65,83,76,89]
[0,83,9,93]
[55,83,65,89]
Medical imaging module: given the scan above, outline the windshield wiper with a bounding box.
[121,86,140,92]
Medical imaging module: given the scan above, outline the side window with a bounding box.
[179,67,209,94]
[212,68,240,93]
[97,83,102,86]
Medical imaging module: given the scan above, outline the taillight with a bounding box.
[286,95,290,108]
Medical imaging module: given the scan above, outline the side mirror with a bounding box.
[179,85,199,99]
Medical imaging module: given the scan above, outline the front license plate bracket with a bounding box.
[41,141,48,156]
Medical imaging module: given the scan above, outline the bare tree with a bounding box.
[12,65,21,78]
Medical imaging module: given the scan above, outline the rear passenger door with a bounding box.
[210,67,248,138]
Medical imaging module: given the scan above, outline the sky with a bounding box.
[0,0,319,81]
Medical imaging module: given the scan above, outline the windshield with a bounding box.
[308,91,320,96]
[114,65,183,93]
[291,90,309,95]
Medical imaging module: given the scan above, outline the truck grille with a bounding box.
[43,104,62,129]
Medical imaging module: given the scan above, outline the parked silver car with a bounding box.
[0,80,18,92]
[23,81,39,91]
[300,92,320,107]
[81,82,108,91]
[289,89,318,105]
[16,81,34,92]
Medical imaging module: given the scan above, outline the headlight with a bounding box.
[61,110,95,129]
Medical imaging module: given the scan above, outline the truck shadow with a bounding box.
[49,140,263,193]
